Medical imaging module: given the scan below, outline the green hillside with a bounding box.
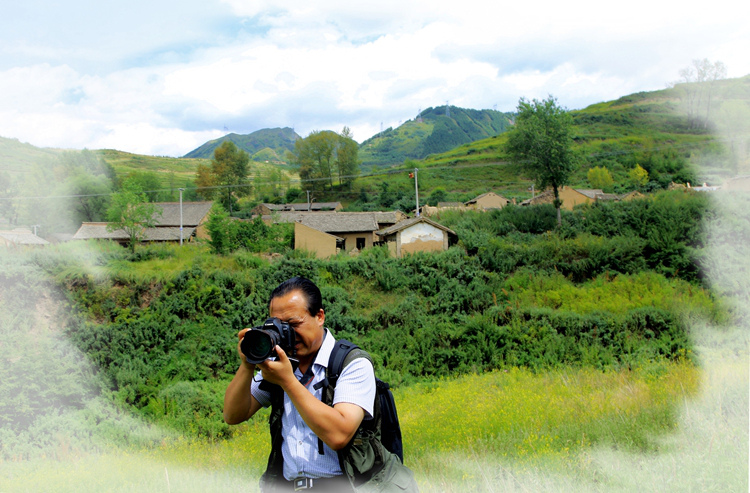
[0,136,65,176]
[95,149,207,185]
[344,76,749,207]
[358,106,513,167]
[183,127,299,162]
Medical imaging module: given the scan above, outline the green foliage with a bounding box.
[1,188,724,444]
[183,128,298,161]
[628,164,649,188]
[290,129,361,191]
[587,166,614,189]
[106,179,161,253]
[206,204,233,255]
[506,96,577,225]
[207,204,293,255]
[196,141,251,210]
[567,190,709,281]
[359,106,512,166]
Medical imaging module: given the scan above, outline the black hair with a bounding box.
[269,277,323,316]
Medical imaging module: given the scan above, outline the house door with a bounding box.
[356,237,366,250]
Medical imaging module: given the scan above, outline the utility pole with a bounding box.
[179,188,184,245]
[413,168,420,217]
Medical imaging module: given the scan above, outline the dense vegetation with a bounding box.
[358,106,513,167]
[3,77,746,234]
[183,127,299,163]
[0,189,727,458]
[2,78,747,484]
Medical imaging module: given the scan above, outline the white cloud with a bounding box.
[0,0,748,155]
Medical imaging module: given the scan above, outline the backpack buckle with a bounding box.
[293,477,314,490]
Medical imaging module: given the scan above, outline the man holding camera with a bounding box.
[224,277,417,492]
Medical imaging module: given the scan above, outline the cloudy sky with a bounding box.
[1,0,748,157]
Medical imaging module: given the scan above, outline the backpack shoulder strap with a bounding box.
[314,338,372,393]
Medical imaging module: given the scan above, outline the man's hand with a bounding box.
[236,328,253,368]
[257,345,296,388]
[224,328,261,425]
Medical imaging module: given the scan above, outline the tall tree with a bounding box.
[291,129,360,191]
[195,141,251,212]
[106,180,160,253]
[672,59,727,129]
[336,127,360,187]
[506,95,576,227]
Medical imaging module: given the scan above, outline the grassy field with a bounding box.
[1,324,746,493]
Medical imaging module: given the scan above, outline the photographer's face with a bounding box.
[269,289,325,365]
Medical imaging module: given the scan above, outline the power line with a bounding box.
[0,137,727,202]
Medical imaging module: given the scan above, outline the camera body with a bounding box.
[241,317,296,364]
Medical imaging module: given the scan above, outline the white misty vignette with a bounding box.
[2,119,750,492]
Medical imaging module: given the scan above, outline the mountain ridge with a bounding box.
[182,127,300,161]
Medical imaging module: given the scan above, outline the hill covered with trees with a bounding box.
[358,106,513,167]
[183,127,300,163]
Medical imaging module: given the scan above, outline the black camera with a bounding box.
[241,317,296,364]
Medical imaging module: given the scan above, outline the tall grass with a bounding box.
[0,357,713,492]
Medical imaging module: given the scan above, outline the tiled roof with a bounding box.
[265,211,405,231]
[376,216,456,237]
[465,192,510,205]
[574,189,605,199]
[153,202,213,226]
[299,213,379,233]
[72,223,196,241]
[0,229,50,245]
[72,223,129,240]
[261,202,342,211]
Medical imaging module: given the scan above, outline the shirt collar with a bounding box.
[313,328,334,370]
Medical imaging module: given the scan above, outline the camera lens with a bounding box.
[241,329,278,364]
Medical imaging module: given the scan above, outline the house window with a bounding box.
[356,237,366,250]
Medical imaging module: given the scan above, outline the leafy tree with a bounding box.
[206,203,235,254]
[123,171,168,202]
[292,130,337,191]
[427,187,449,206]
[336,127,360,187]
[106,180,161,253]
[254,167,289,204]
[291,129,360,191]
[285,187,302,203]
[587,166,614,190]
[628,164,649,189]
[196,141,251,212]
[66,172,112,223]
[506,95,577,227]
[0,172,18,225]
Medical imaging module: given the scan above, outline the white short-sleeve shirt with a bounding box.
[251,329,376,480]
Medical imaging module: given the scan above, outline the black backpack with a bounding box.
[316,339,404,463]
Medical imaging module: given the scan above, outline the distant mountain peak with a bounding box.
[183,127,300,160]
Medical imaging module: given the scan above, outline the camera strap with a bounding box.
[298,365,315,387]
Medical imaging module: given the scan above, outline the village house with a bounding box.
[376,216,457,258]
[0,228,49,248]
[72,201,213,245]
[464,192,511,210]
[251,201,343,215]
[258,210,404,258]
[283,211,405,255]
[520,187,619,210]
